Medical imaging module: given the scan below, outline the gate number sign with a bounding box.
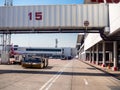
[28,12,42,20]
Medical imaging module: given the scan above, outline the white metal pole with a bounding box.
[113,41,117,71]
[102,41,106,67]
[96,44,99,65]
[92,47,94,64]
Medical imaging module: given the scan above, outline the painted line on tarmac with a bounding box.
[84,78,88,85]
[39,61,72,90]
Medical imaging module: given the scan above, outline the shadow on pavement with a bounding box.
[109,86,120,90]
[0,69,118,77]
[22,66,53,69]
[82,61,120,80]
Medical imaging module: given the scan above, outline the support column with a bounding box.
[92,47,95,64]
[1,34,11,64]
[102,41,106,67]
[88,50,91,61]
[112,41,118,71]
[89,49,92,63]
[96,44,99,65]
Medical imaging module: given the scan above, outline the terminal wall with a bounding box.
[84,33,102,50]
[109,3,120,33]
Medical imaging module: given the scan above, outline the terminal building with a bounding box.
[12,46,77,59]
[0,45,76,64]
[76,3,120,71]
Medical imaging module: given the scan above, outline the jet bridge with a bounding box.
[0,4,108,34]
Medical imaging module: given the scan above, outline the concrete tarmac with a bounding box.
[0,59,120,90]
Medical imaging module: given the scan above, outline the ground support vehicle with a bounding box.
[9,55,23,64]
[21,56,48,69]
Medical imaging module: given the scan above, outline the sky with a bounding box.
[0,0,83,6]
[0,0,84,48]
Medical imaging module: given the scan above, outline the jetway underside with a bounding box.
[0,27,104,34]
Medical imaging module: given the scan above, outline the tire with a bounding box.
[43,58,46,68]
